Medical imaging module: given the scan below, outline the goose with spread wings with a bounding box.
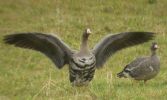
[4,28,155,86]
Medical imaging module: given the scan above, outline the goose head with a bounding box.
[82,28,92,38]
[86,28,92,34]
[151,42,158,51]
[151,42,158,56]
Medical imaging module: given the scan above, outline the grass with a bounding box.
[0,0,167,99]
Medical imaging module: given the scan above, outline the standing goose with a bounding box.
[4,28,155,86]
[117,42,160,83]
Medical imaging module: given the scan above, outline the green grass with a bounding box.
[0,0,167,99]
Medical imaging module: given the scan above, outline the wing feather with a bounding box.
[4,32,73,69]
[93,32,155,68]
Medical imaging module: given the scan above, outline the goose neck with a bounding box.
[80,34,89,52]
[151,50,156,56]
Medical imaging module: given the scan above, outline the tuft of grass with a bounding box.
[0,0,167,99]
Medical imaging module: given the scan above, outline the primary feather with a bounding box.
[93,32,155,68]
[4,33,73,68]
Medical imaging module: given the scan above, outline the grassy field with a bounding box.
[0,0,167,99]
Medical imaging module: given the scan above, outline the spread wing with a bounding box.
[4,32,73,69]
[92,32,155,68]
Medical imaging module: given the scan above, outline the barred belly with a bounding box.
[69,61,96,86]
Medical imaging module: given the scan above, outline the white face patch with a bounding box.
[86,28,92,34]
[154,44,158,49]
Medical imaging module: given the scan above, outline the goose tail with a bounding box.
[117,71,127,78]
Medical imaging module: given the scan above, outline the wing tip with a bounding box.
[133,32,155,41]
[3,34,21,45]
[3,34,13,44]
